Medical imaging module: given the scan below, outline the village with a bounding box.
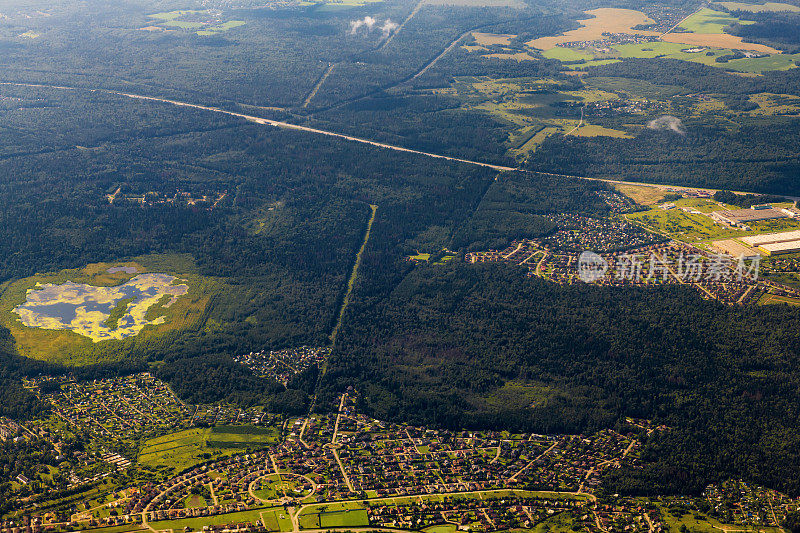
[105,188,227,210]
[464,205,800,305]
[233,347,330,386]
[2,379,799,533]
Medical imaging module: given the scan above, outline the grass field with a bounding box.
[298,503,369,529]
[298,0,384,9]
[571,124,632,137]
[139,425,278,472]
[149,508,286,533]
[627,200,800,243]
[658,506,783,533]
[0,254,215,366]
[479,381,554,411]
[161,20,205,29]
[514,126,559,154]
[138,428,221,473]
[678,8,752,33]
[424,0,526,7]
[759,293,800,306]
[197,20,246,36]
[613,184,672,205]
[424,526,458,533]
[627,207,738,242]
[147,10,245,35]
[206,425,279,449]
[147,10,206,21]
[716,1,800,11]
[472,32,515,46]
[541,47,594,62]
[320,509,369,527]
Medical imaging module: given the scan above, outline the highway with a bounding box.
[1,81,796,201]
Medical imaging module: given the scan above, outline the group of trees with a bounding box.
[726,10,800,52]
[712,190,788,207]
[322,262,800,496]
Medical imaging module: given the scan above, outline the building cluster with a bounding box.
[594,191,644,214]
[233,346,330,385]
[540,214,666,253]
[367,495,588,531]
[742,229,800,256]
[761,254,800,275]
[702,479,797,527]
[710,204,800,228]
[558,33,659,52]
[34,374,195,440]
[106,187,227,209]
[467,228,796,305]
[7,384,800,533]
[587,99,668,117]
[0,419,34,442]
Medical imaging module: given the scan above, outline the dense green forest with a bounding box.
[2,0,800,505]
[321,263,800,497]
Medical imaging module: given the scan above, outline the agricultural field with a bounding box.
[145,10,245,36]
[297,0,384,10]
[715,1,800,12]
[526,8,659,51]
[524,6,795,73]
[676,8,753,34]
[0,255,215,365]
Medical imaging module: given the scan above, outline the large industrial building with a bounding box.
[742,230,800,256]
[710,207,788,226]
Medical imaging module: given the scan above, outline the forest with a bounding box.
[321,262,800,497]
[3,0,800,507]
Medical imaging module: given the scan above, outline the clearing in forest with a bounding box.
[13,273,188,342]
[0,256,213,365]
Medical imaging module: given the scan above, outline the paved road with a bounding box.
[0,82,516,172]
[2,82,796,202]
[508,441,559,482]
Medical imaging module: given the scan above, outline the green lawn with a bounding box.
[149,508,278,532]
[320,509,369,528]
